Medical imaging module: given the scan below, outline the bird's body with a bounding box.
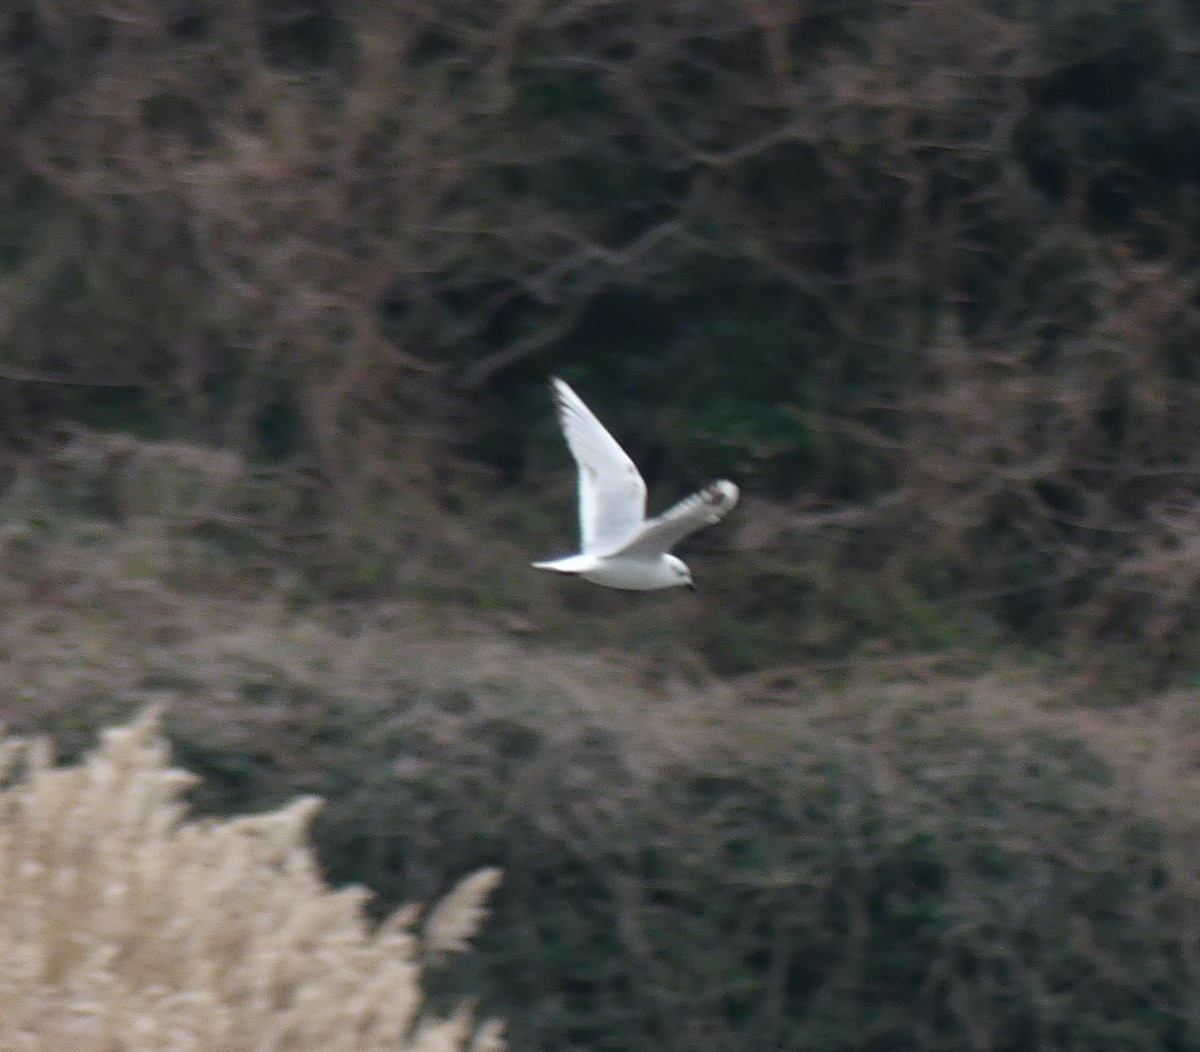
[532,551,692,591]
[532,377,738,591]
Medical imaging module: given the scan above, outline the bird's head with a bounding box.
[665,554,695,591]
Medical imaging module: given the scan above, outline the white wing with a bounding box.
[613,480,738,558]
[550,377,647,554]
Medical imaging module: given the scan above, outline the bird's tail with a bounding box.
[531,554,595,575]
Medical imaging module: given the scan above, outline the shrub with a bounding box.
[8,0,1200,658]
[0,708,504,1052]
[166,663,1200,1052]
[377,716,1200,1051]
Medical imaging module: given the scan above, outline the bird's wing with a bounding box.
[612,480,739,557]
[550,377,647,554]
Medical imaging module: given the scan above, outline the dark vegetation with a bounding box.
[6,0,1200,1049]
[5,489,1200,1052]
[255,686,1200,1052]
[5,0,1200,663]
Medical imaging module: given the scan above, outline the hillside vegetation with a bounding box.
[3,511,1200,1051]
[6,2,1200,1049]
[3,0,1200,664]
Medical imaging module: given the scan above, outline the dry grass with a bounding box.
[0,708,504,1051]
[0,461,1197,824]
[3,485,1200,1048]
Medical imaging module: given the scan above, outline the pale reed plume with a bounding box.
[0,708,504,1051]
[422,867,503,959]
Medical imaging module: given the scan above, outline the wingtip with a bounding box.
[548,376,572,409]
[708,479,739,510]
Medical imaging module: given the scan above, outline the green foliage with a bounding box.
[660,294,820,482]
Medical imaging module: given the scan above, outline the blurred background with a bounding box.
[4,0,1200,1048]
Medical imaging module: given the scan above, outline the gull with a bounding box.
[532,377,739,590]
